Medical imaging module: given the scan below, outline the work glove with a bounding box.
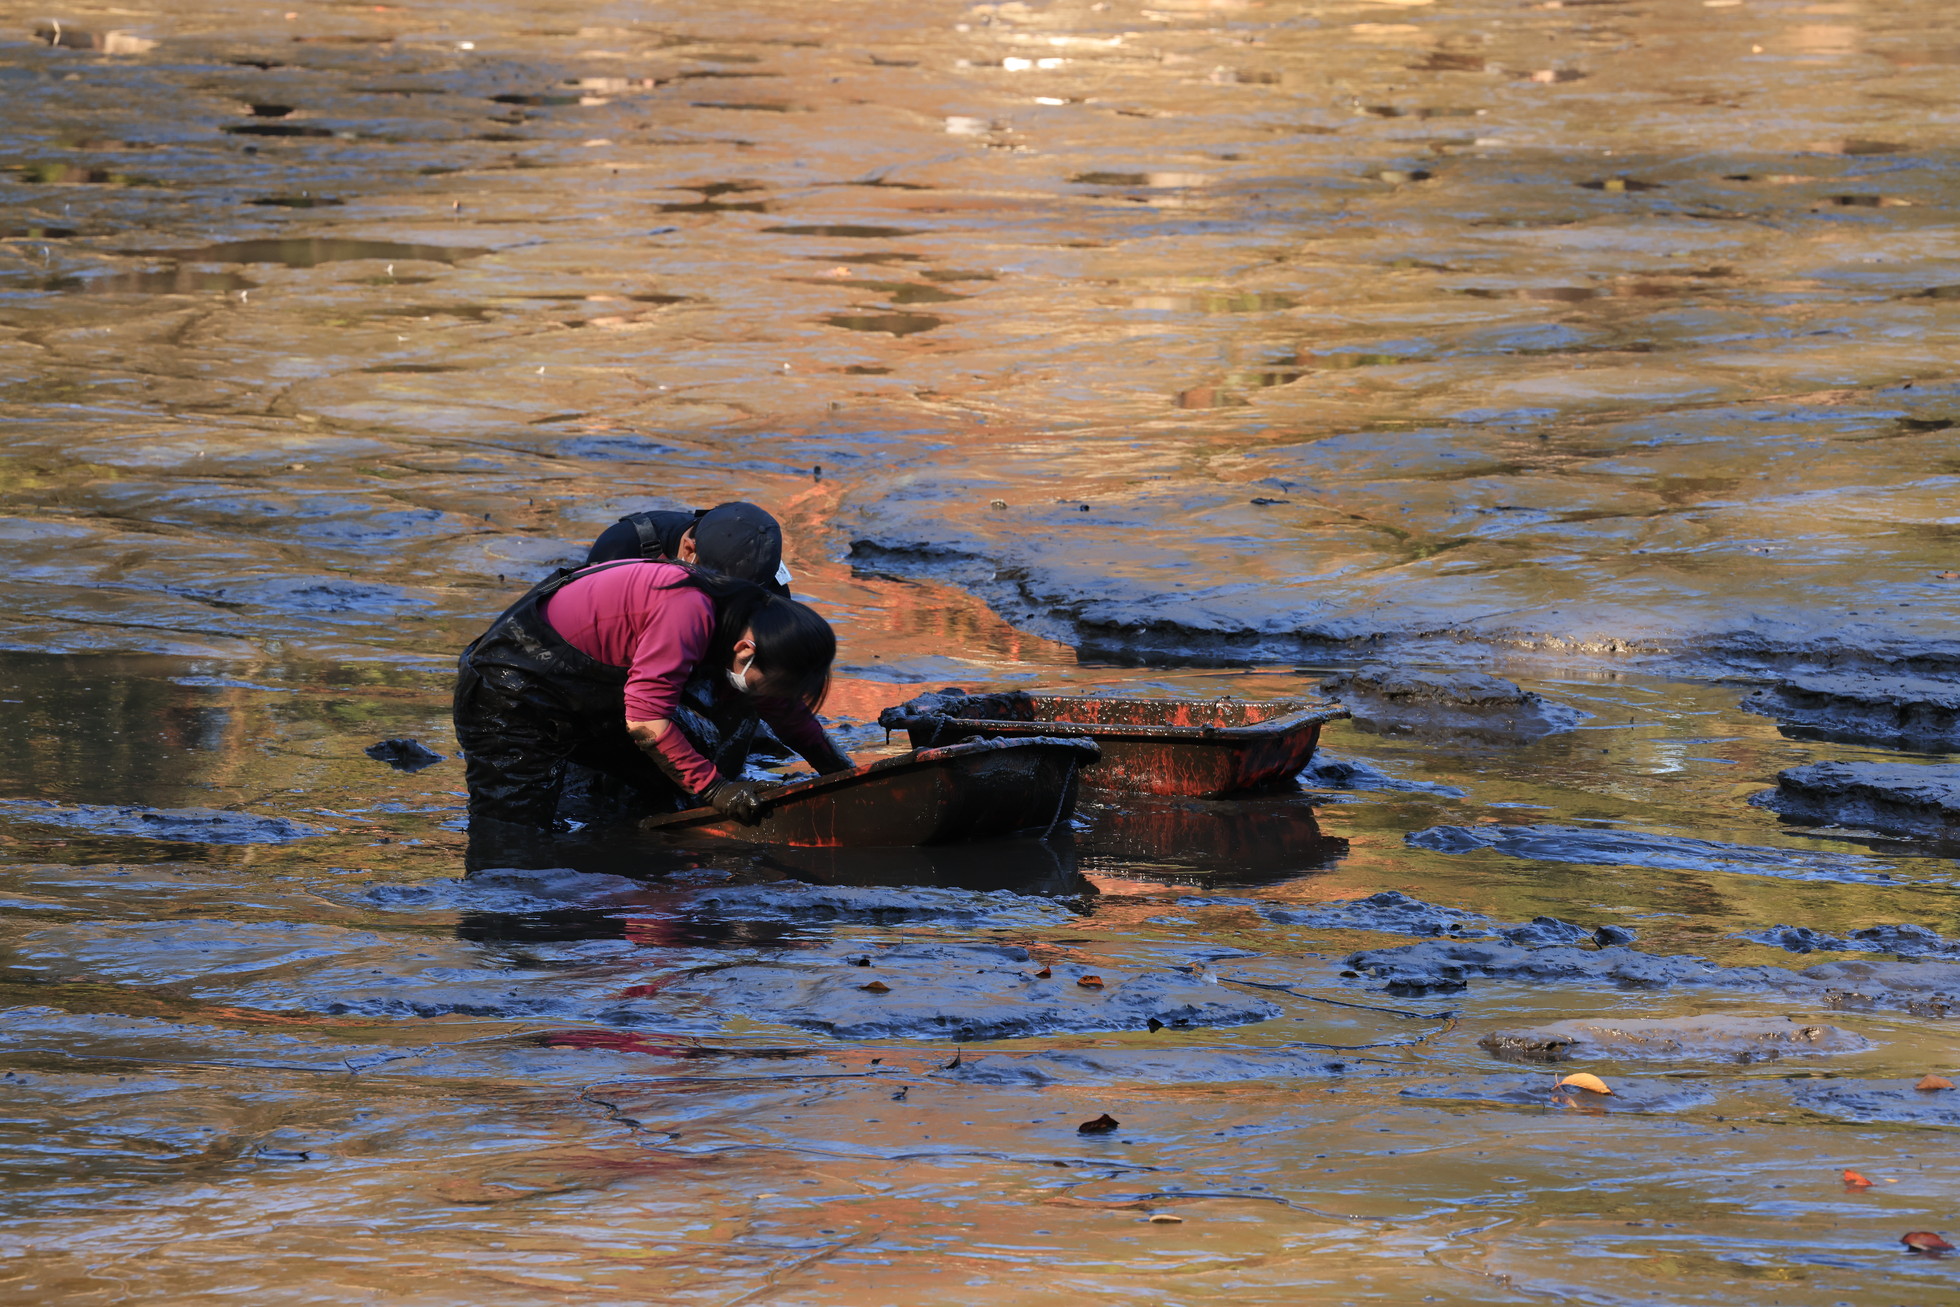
[703,779,765,825]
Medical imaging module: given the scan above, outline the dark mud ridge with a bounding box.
[0,800,328,844]
[676,882,1081,929]
[1740,922,1960,958]
[1751,761,1960,840]
[363,738,446,772]
[1741,673,1960,751]
[1480,1015,1870,1065]
[1344,937,1960,1017]
[1406,823,1899,885]
[1318,668,1585,738]
[843,531,1960,679]
[1258,889,1635,946]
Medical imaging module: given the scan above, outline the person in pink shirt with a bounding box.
[453,559,854,831]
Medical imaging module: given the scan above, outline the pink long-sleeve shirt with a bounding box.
[541,561,829,795]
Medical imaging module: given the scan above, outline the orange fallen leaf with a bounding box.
[860,980,890,994]
[1077,975,1105,989]
[1034,966,1052,979]
[1147,1213,1184,1223]
[1902,1231,1955,1254]
[1556,1072,1611,1095]
[1915,1074,1954,1091]
[1843,1170,1875,1187]
[1077,1112,1120,1134]
[1937,572,1960,581]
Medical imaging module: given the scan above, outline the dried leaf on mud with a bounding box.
[1034,966,1052,979]
[1078,1113,1120,1134]
[1555,1072,1612,1095]
[1902,1231,1955,1254]
[1147,1213,1184,1223]
[1915,1074,1955,1091]
[860,980,890,993]
[1843,1170,1875,1188]
[1077,975,1106,989]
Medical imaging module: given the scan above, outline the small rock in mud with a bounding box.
[1751,761,1960,840]
[1741,673,1960,751]
[1398,1074,1715,1113]
[1407,823,1892,884]
[1263,890,1498,937]
[364,738,446,772]
[0,800,328,844]
[1789,1079,1960,1127]
[1739,922,1960,958]
[678,882,1079,928]
[1318,667,1586,738]
[1297,753,1467,797]
[656,943,1279,1040]
[1480,1015,1870,1064]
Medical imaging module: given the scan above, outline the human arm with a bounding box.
[755,696,855,775]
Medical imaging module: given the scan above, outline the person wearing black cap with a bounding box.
[587,502,793,596]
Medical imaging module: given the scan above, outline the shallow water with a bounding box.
[3,1,1960,1303]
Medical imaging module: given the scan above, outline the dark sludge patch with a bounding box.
[557,434,686,462]
[1751,761,1960,841]
[156,238,490,267]
[677,883,1079,929]
[1739,922,1960,958]
[1480,1016,1870,1065]
[0,226,79,239]
[1406,823,1893,885]
[1343,938,1960,1017]
[223,123,337,138]
[1319,667,1586,739]
[13,163,153,186]
[0,800,329,844]
[247,195,343,209]
[655,942,1280,1041]
[248,103,295,118]
[824,312,943,336]
[765,224,924,239]
[946,1048,1378,1087]
[1789,1079,1960,1127]
[364,738,445,772]
[1741,673,1960,751]
[1256,891,1633,948]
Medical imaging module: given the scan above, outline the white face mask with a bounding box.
[726,653,753,694]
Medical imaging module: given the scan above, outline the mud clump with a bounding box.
[1739,922,1960,958]
[0,800,328,844]
[1319,668,1586,739]
[1297,753,1467,797]
[1800,959,1960,1018]
[1406,823,1892,884]
[364,738,446,772]
[1342,939,1779,998]
[1751,761,1960,840]
[1263,889,1496,937]
[657,943,1279,1040]
[1741,674,1960,751]
[1480,1015,1870,1064]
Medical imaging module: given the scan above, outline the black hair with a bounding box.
[685,568,835,708]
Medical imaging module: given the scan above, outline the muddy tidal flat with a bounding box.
[3,1,1960,1303]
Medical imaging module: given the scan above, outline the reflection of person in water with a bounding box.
[585,501,793,597]
[453,558,855,834]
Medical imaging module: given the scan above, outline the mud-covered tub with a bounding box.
[643,736,1098,846]
[878,690,1347,798]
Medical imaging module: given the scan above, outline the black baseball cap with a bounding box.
[691,502,784,583]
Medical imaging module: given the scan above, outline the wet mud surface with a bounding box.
[4,1,1960,1304]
